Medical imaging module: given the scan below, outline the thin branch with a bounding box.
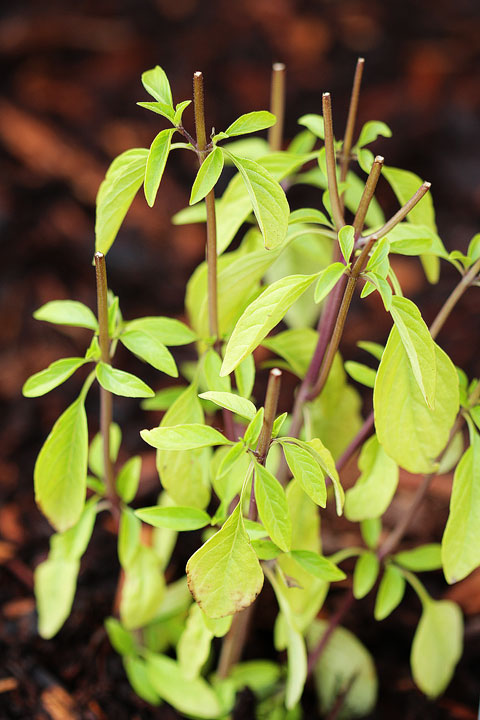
[307,589,355,677]
[94,253,117,511]
[268,63,286,151]
[361,181,431,244]
[323,93,345,231]
[353,155,384,235]
[429,256,480,339]
[340,57,365,186]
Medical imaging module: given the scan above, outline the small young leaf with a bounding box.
[365,237,390,273]
[34,397,88,532]
[137,100,175,122]
[227,152,289,250]
[23,357,88,397]
[141,385,185,411]
[281,441,326,508]
[118,508,141,569]
[141,423,229,451]
[221,273,319,376]
[289,208,332,227]
[254,463,291,552]
[116,456,141,504]
[135,506,211,531]
[356,120,392,148]
[105,617,137,656]
[96,148,148,255]
[467,233,480,263]
[120,328,178,376]
[177,603,214,680]
[33,300,98,331]
[411,599,463,698]
[363,272,392,311]
[123,656,161,705]
[272,412,288,438]
[314,262,346,304]
[338,225,355,263]
[358,340,384,361]
[252,538,282,560]
[395,544,443,572]
[374,566,405,621]
[298,114,324,139]
[442,432,480,583]
[174,99,191,124]
[234,353,256,399]
[88,423,122,478]
[35,557,79,639]
[198,391,256,421]
[304,438,345,515]
[390,296,436,407]
[361,517,382,550]
[190,147,224,205]
[120,545,165,630]
[344,360,376,388]
[123,316,196,346]
[244,408,264,447]
[186,503,264,618]
[141,66,173,107]
[353,551,380,599]
[96,362,154,398]
[262,328,318,379]
[144,128,175,207]
[290,550,346,582]
[224,111,276,137]
[202,350,233,393]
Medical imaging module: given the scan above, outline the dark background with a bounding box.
[1,1,480,718]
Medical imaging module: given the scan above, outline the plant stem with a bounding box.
[340,58,365,187]
[218,369,282,680]
[268,63,286,151]
[306,589,355,677]
[308,236,377,400]
[94,252,117,510]
[429,256,480,339]
[193,71,219,343]
[353,155,383,235]
[361,182,431,245]
[323,93,344,231]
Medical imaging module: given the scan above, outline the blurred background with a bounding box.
[1,0,480,718]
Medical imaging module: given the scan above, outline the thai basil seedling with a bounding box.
[25,59,480,718]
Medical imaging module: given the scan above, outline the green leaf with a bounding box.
[361,517,382,549]
[118,507,141,569]
[123,656,161,705]
[272,412,288,438]
[141,423,229,450]
[314,262,346,304]
[344,435,399,521]
[362,272,393,311]
[262,328,318,379]
[290,550,346,582]
[33,300,98,331]
[174,99,191,124]
[23,357,88,397]
[374,328,459,474]
[365,237,390,274]
[50,497,98,561]
[222,137,270,161]
[224,111,276,137]
[116,455,141,503]
[105,617,137,656]
[186,503,264,618]
[298,114,324,139]
[252,538,282,560]
[35,557,79,639]
[338,225,355,263]
[146,653,222,718]
[123,316,196,346]
[281,441,326,508]
[356,120,392,148]
[141,66,173,107]
[374,566,405,621]
[304,438,345,515]
[234,353,255,399]
[357,147,374,174]
[120,329,177,377]
[177,603,214,680]
[199,391,256,421]
[467,233,480,263]
[96,362,154,398]
[34,397,88,532]
[442,432,480,583]
[386,223,447,258]
[144,128,175,207]
[309,620,378,718]
[221,273,319,376]
[156,383,211,509]
[244,408,264,447]
[137,100,175,122]
[358,340,384,361]
[289,208,332,227]
[227,152,289,250]
[88,423,122,478]
[390,296,436,407]
[120,545,165,630]
[411,599,463,698]
[395,544,442,572]
[353,551,380,599]
[229,660,281,695]
[254,463,292,552]
[202,349,231,392]
[344,360,376,388]
[190,147,224,205]
[95,148,148,255]
[135,505,211,531]
[141,385,185,411]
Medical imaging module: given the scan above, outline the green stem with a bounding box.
[193,71,219,343]
[429,256,480,339]
[323,93,344,231]
[400,568,431,607]
[268,63,286,151]
[340,58,365,187]
[94,253,117,510]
